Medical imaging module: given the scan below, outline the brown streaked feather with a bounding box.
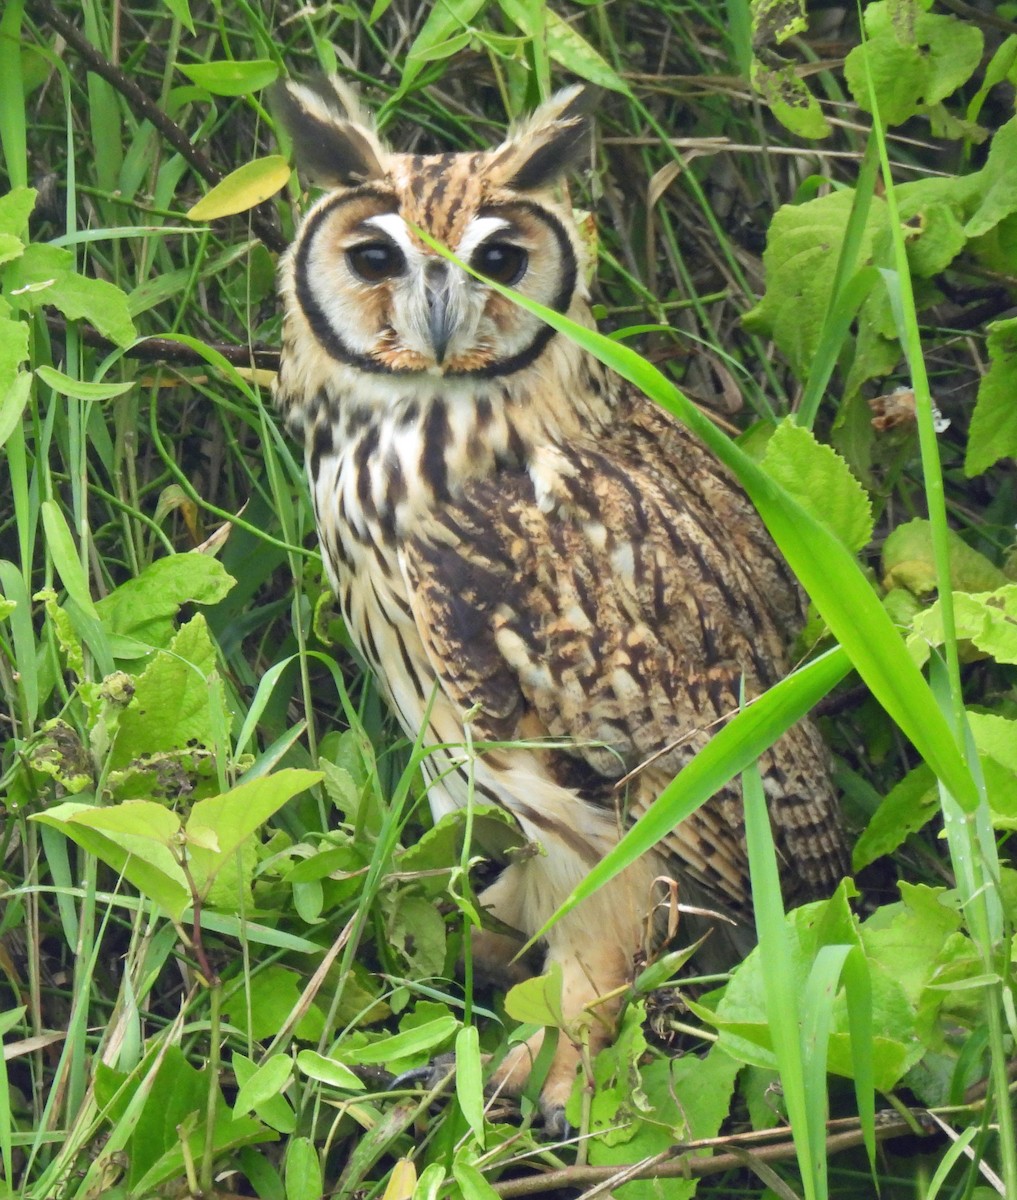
[404,386,846,915]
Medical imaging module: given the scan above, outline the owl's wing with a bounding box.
[402,406,845,912]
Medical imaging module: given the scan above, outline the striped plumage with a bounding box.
[272,79,847,1126]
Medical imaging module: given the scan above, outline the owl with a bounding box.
[271,78,847,1129]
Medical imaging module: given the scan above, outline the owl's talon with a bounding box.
[389,1051,457,1094]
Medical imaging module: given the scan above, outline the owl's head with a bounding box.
[273,79,595,379]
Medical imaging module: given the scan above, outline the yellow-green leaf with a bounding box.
[178,59,278,96]
[188,156,291,221]
[36,365,133,401]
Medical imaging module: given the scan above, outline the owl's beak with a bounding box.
[424,262,457,364]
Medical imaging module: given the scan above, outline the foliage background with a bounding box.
[0,1,1015,1198]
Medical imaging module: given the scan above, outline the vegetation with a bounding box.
[0,1,1015,1197]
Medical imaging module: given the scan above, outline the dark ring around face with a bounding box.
[293,189,579,379]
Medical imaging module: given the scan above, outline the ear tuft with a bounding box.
[271,76,388,189]
[487,85,600,192]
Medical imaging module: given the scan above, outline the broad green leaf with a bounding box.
[451,1162,499,1200]
[185,768,323,895]
[762,420,873,552]
[743,189,885,379]
[751,60,830,139]
[341,1015,458,1065]
[36,364,133,401]
[233,1053,293,1118]
[504,961,565,1027]
[8,242,136,346]
[109,614,218,767]
[160,0,195,33]
[30,801,190,918]
[844,5,983,126]
[222,966,325,1043]
[964,117,1017,239]
[542,9,630,93]
[295,1051,365,1091]
[0,315,28,398]
[0,370,31,452]
[965,315,1017,475]
[413,1163,447,1200]
[0,232,23,267]
[96,553,235,652]
[454,1026,485,1145]
[853,764,937,871]
[0,186,36,238]
[62,798,181,844]
[882,518,1007,597]
[179,59,278,96]
[187,156,291,221]
[395,0,486,95]
[908,585,1017,668]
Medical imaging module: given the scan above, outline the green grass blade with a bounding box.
[742,759,816,1200]
[416,227,979,814]
[528,645,850,942]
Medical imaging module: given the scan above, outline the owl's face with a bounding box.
[274,82,593,380]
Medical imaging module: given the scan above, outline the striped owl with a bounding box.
[272,78,847,1128]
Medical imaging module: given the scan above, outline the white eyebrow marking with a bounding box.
[456,216,513,260]
[362,212,419,256]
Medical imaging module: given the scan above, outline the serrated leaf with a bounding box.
[0,231,24,267]
[187,156,291,221]
[8,243,136,346]
[96,553,236,653]
[853,764,937,871]
[762,421,872,552]
[964,117,1017,239]
[743,190,885,378]
[36,364,133,401]
[908,585,1017,668]
[965,314,1017,475]
[844,5,983,126]
[109,614,218,767]
[0,315,29,399]
[179,59,278,96]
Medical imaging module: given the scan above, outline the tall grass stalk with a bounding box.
[863,41,1017,1200]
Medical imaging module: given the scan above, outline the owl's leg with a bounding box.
[471,869,535,989]
[479,856,643,1132]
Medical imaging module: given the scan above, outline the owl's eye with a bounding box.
[472,241,528,287]
[347,240,406,283]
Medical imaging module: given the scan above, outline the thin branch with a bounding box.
[27,0,288,253]
[45,315,280,370]
[492,1111,932,1197]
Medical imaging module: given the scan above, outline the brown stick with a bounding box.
[27,0,288,253]
[492,1111,930,1197]
[45,315,280,370]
